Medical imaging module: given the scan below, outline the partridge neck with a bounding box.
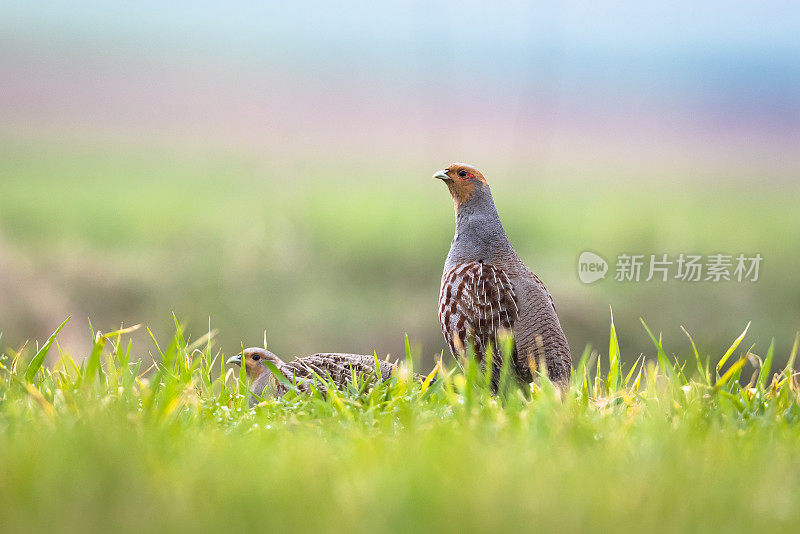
[445,187,514,272]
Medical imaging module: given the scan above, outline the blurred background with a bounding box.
[1,1,798,369]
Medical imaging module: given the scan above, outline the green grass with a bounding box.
[2,317,800,533]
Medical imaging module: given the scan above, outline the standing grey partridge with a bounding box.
[434,163,571,386]
[227,348,397,405]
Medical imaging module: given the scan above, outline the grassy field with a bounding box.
[2,139,799,532]
[1,318,799,533]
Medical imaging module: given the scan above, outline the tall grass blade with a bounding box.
[574,344,591,386]
[715,355,747,390]
[262,359,295,391]
[624,355,643,387]
[681,325,709,384]
[25,317,70,382]
[85,331,106,384]
[404,333,413,378]
[716,322,751,373]
[784,333,799,376]
[640,319,676,381]
[608,308,620,393]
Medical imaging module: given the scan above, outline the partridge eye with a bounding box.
[458,170,467,178]
[252,354,260,361]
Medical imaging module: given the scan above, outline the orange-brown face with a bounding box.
[227,348,280,381]
[432,163,487,206]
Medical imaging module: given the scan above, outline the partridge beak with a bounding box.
[226,354,243,366]
[433,170,449,181]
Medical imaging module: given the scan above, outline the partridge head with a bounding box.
[227,348,287,401]
[227,347,281,381]
[432,163,488,207]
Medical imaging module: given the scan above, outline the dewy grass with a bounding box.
[1,316,800,533]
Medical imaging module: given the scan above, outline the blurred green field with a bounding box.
[1,320,799,533]
[1,139,799,370]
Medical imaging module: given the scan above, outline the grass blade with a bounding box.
[783,333,799,376]
[716,322,751,373]
[84,331,106,384]
[681,325,709,385]
[715,355,747,390]
[608,308,620,393]
[756,339,775,391]
[640,319,676,381]
[25,317,70,382]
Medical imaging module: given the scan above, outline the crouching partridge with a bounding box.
[434,163,571,386]
[227,348,397,405]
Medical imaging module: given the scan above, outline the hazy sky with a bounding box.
[3,2,798,83]
[1,2,798,172]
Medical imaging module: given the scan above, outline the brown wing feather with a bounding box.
[281,353,396,392]
[439,262,524,380]
[527,268,557,313]
[249,354,397,405]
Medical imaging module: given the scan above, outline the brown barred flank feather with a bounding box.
[439,261,523,382]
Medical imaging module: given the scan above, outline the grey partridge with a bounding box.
[434,163,571,386]
[227,348,397,405]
